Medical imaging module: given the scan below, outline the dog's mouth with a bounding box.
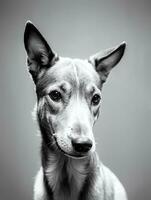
[60,147,89,159]
[51,133,89,159]
[55,137,89,159]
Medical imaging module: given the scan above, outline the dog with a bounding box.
[24,21,128,200]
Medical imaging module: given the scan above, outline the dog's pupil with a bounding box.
[92,94,101,105]
[49,90,62,101]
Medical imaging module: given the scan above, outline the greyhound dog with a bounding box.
[24,21,127,200]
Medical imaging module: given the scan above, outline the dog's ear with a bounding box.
[24,21,56,83]
[89,42,126,84]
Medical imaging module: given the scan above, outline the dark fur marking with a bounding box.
[60,160,71,196]
[41,142,50,168]
[29,69,38,83]
[37,104,57,151]
[36,74,57,97]
[79,170,95,200]
[93,107,100,118]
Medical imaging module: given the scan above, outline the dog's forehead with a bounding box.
[46,57,100,87]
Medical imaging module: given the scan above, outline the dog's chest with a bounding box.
[45,155,87,200]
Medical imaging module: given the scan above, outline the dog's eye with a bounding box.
[49,90,62,102]
[91,94,101,106]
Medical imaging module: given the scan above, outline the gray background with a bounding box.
[0,0,151,199]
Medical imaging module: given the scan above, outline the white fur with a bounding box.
[34,168,46,200]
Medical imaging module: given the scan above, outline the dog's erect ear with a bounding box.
[24,21,56,83]
[89,42,126,84]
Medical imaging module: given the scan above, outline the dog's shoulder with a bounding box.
[98,164,128,200]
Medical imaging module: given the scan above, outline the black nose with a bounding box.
[72,139,92,153]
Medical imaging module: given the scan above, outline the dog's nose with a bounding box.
[72,138,92,153]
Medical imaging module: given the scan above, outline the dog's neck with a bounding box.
[41,143,97,200]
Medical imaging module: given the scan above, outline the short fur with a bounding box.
[24,21,128,200]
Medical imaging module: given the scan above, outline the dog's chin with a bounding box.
[64,151,89,160]
[56,143,90,160]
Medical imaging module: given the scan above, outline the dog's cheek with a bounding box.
[52,114,73,152]
[50,117,63,134]
[37,98,58,129]
[55,111,73,140]
[55,112,69,133]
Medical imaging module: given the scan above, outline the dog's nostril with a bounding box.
[72,139,92,153]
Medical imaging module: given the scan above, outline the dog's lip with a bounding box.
[64,152,89,159]
[61,148,90,159]
[56,141,89,159]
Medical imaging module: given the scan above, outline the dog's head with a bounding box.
[24,21,126,158]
